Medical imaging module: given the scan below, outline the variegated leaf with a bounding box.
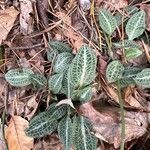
[98,9,117,35]
[49,41,72,53]
[126,10,146,40]
[134,68,150,88]
[69,45,97,88]
[113,40,140,49]
[47,49,58,62]
[48,74,64,94]
[72,86,92,103]
[119,67,142,87]
[61,68,74,97]
[53,52,74,73]
[58,116,73,150]
[106,60,124,83]
[125,48,142,60]
[73,116,97,150]
[26,103,67,138]
[30,74,47,88]
[5,68,34,87]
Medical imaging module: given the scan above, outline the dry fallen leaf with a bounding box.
[141,4,150,32]
[55,11,84,51]
[0,6,19,44]
[5,116,33,150]
[19,0,33,35]
[79,101,148,148]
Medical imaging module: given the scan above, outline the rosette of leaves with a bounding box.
[98,9,117,35]
[106,60,124,83]
[5,68,34,87]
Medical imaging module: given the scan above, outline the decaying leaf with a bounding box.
[5,116,34,150]
[0,6,19,44]
[19,0,33,35]
[79,101,148,148]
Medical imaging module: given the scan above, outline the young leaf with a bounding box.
[5,68,34,87]
[72,86,92,103]
[134,68,150,88]
[98,9,117,35]
[106,60,124,83]
[73,116,97,150]
[125,10,146,40]
[30,74,47,88]
[58,116,73,150]
[53,52,74,73]
[48,74,63,94]
[69,45,97,88]
[49,41,72,53]
[125,48,142,60]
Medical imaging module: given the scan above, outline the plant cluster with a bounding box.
[5,6,150,150]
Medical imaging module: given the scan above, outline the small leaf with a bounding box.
[58,116,73,150]
[48,74,64,94]
[126,10,146,40]
[73,116,97,150]
[30,74,47,88]
[5,116,33,150]
[53,52,74,73]
[49,41,72,53]
[72,86,92,103]
[98,9,117,35]
[5,68,34,87]
[134,68,150,88]
[70,45,97,88]
[106,60,124,83]
[125,48,142,60]
[113,40,140,49]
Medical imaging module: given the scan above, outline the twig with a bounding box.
[117,80,125,150]
[5,43,44,51]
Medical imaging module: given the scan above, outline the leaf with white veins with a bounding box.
[69,45,97,88]
[126,10,146,40]
[58,116,73,150]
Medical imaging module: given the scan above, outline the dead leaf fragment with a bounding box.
[0,7,19,44]
[19,0,33,35]
[5,116,33,150]
[79,101,148,148]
